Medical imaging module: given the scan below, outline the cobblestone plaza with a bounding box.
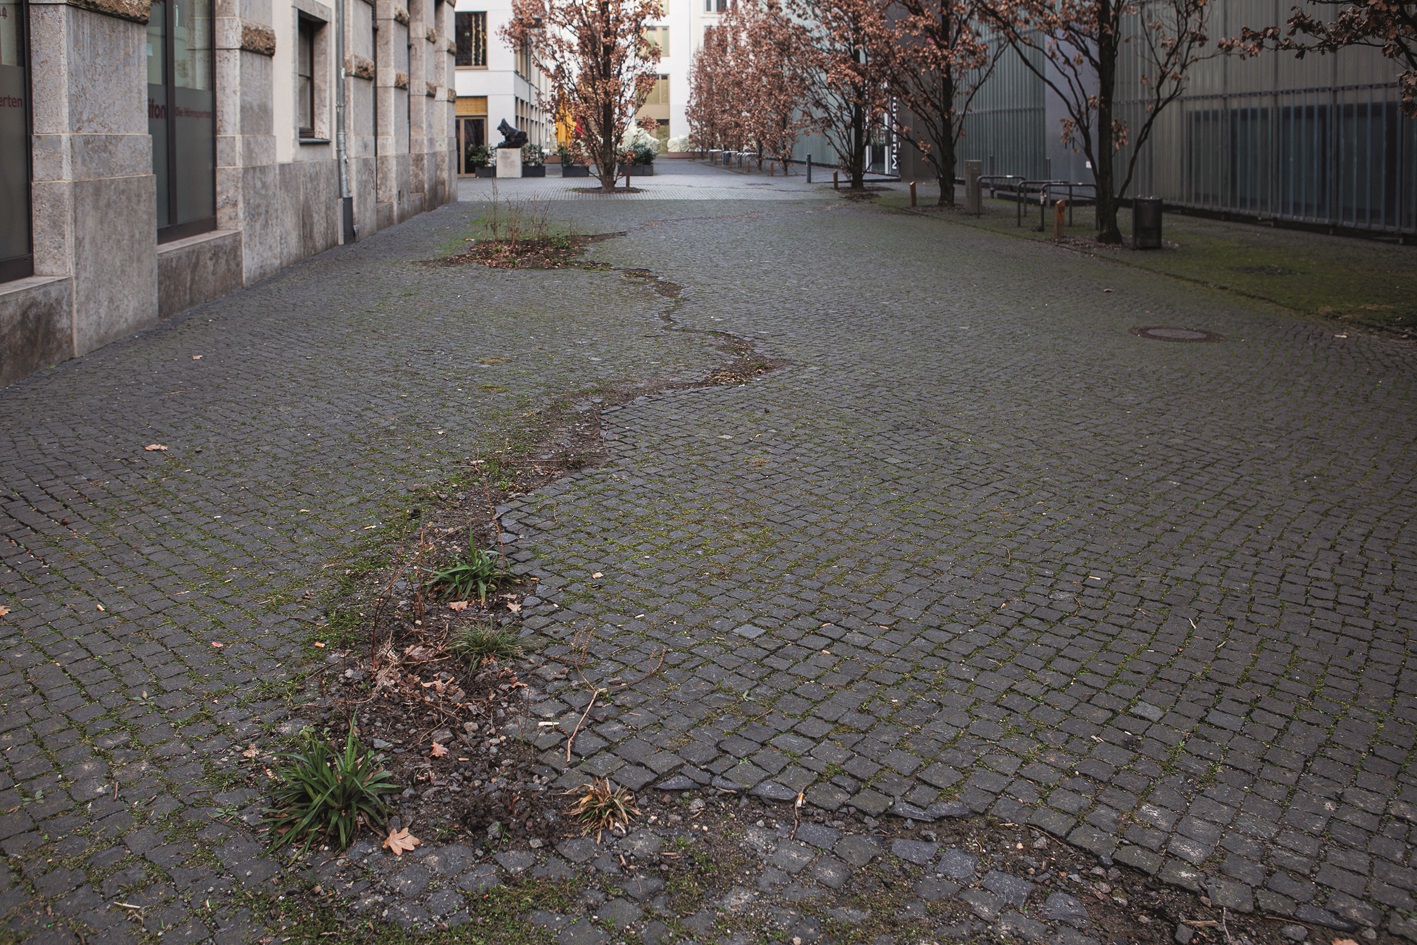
[1,161,1414,942]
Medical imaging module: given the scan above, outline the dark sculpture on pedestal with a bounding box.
[497,119,529,149]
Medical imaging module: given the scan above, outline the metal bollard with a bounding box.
[807,155,813,183]
[910,180,917,208]
[1054,200,1066,239]
[833,170,839,190]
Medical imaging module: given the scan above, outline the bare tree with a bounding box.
[503,0,663,191]
[1227,1,1416,117]
[884,0,1002,205]
[984,0,1217,242]
[792,0,895,190]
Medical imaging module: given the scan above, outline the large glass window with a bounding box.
[148,0,215,242]
[0,0,31,281]
[455,12,486,67]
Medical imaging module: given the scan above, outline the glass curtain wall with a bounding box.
[147,0,215,241]
[0,0,30,281]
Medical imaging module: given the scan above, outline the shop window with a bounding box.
[0,0,31,281]
[148,0,216,242]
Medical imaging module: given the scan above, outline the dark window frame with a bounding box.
[151,0,216,244]
[0,0,33,283]
[297,16,317,138]
[455,11,487,68]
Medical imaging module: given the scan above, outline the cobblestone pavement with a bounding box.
[2,159,1415,943]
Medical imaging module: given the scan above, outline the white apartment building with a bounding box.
[451,0,551,172]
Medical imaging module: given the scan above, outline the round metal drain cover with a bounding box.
[1130,326,1225,343]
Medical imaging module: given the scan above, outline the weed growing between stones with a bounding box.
[426,531,506,604]
[449,623,524,666]
[564,778,640,842]
[267,721,398,853]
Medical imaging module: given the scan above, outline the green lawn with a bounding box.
[880,193,1417,334]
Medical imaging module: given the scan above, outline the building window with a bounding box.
[0,0,31,282]
[642,74,670,107]
[643,25,668,55]
[147,0,216,242]
[455,11,486,67]
[297,19,316,137]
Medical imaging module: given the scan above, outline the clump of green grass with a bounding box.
[449,622,523,665]
[428,528,505,604]
[266,721,397,853]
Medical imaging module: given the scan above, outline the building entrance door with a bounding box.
[457,117,486,175]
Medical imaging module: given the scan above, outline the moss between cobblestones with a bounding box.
[251,876,574,944]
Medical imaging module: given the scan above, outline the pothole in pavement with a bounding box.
[1129,326,1226,343]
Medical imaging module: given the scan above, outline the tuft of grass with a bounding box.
[266,720,397,854]
[564,779,639,842]
[428,529,505,604]
[449,622,523,665]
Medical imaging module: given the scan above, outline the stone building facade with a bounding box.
[0,0,456,389]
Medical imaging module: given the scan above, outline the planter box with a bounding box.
[473,166,495,178]
[522,165,546,177]
[561,164,591,177]
[617,164,656,176]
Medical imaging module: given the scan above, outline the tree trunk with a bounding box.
[1093,0,1123,243]
[850,101,867,190]
[937,71,957,207]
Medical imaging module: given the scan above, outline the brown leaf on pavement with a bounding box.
[430,742,449,758]
[144,444,168,452]
[383,827,420,856]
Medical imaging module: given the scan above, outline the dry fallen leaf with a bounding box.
[591,572,603,579]
[506,601,522,614]
[1332,939,1360,945]
[448,601,470,612]
[430,742,449,758]
[210,641,223,648]
[383,827,420,856]
[241,744,259,759]
[0,606,8,618]
[191,354,203,360]
[144,444,168,452]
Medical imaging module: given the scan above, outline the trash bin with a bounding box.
[1133,197,1163,249]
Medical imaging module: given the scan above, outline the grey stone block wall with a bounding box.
[0,277,72,388]
[4,0,456,388]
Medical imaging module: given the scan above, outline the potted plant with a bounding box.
[558,143,591,177]
[616,125,658,177]
[469,144,494,178]
[521,143,546,177]
[617,142,657,177]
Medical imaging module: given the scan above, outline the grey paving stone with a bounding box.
[833,836,882,867]
[937,848,978,882]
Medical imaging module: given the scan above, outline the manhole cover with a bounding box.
[1129,326,1226,343]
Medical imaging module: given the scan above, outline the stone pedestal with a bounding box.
[495,148,522,179]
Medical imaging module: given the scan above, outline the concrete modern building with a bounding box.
[0,0,457,389]
[450,0,551,173]
[953,2,1416,238]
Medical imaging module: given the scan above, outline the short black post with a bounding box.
[807,155,812,183]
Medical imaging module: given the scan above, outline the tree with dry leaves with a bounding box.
[502,0,663,191]
[883,0,1002,204]
[792,0,896,190]
[1226,1,1416,117]
[729,0,816,170]
[686,25,731,153]
[982,0,1217,242]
